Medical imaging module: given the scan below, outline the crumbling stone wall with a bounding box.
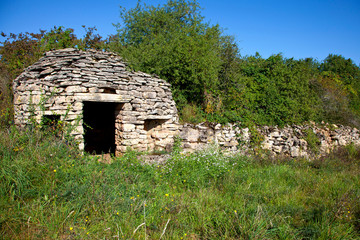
[13,48,179,155]
[179,122,360,158]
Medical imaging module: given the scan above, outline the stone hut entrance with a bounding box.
[13,48,179,155]
[83,101,118,154]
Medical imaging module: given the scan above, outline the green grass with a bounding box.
[1,127,359,239]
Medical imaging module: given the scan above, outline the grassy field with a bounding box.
[1,126,359,239]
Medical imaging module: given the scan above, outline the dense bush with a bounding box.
[108,0,360,127]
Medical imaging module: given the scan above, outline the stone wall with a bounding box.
[179,122,360,157]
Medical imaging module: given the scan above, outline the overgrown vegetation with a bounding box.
[108,0,360,127]
[1,127,359,239]
[1,0,360,128]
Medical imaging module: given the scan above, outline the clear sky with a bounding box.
[1,0,359,65]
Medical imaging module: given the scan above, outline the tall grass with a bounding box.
[0,126,359,239]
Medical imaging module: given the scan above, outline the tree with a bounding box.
[320,54,360,86]
[40,26,77,52]
[318,54,360,126]
[220,54,323,126]
[78,26,105,50]
[110,0,227,109]
[0,26,106,126]
[0,31,44,125]
[0,31,44,79]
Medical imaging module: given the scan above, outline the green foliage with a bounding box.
[215,53,360,128]
[223,54,322,126]
[0,71,13,127]
[0,31,44,79]
[40,26,78,52]
[179,103,204,124]
[110,0,228,106]
[318,54,360,126]
[0,26,106,128]
[110,0,360,127]
[172,135,183,155]
[248,124,265,149]
[165,146,229,189]
[0,26,106,78]
[304,128,321,153]
[321,54,360,87]
[1,127,360,239]
[78,26,105,50]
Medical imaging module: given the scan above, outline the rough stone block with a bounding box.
[122,123,135,131]
[143,92,157,99]
[151,131,169,139]
[66,86,87,93]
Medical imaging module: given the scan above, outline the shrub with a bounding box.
[179,103,204,124]
[304,128,321,153]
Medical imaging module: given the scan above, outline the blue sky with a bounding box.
[1,0,359,64]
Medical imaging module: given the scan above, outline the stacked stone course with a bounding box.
[179,122,360,158]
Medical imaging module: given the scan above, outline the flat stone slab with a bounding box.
[75,93,131,102]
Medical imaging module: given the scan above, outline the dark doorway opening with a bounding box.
[83,102,117,154]
[144,119,166,131]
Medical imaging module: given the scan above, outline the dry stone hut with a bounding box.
[13,48,179,155]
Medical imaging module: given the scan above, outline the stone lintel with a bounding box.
[75,93,131,103]
[143,115,172,120]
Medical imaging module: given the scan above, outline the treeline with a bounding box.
[1,0,360,128]
[0,26,105,125]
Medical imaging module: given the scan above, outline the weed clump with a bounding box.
[304,128,321,153]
